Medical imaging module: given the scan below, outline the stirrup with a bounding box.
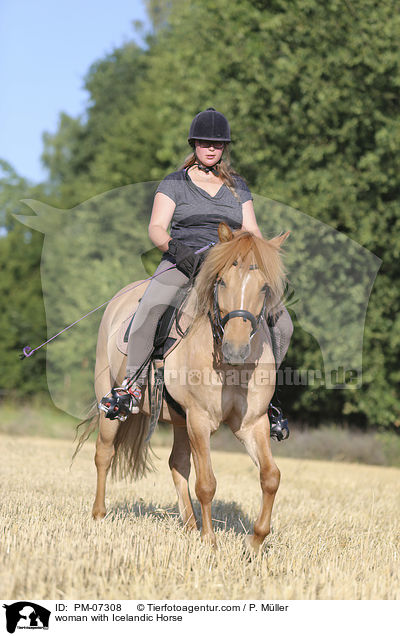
[269,404,290,441]
[99,384,141,421]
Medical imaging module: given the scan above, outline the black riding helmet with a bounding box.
[188,107,231,145]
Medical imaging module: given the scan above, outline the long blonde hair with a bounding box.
[180,145,242,200]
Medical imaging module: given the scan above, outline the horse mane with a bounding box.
[194,230,286,319]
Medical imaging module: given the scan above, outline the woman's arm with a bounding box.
[241,200,262,238]
[148,192,176,252]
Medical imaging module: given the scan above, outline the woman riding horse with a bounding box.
[103,107,293,436]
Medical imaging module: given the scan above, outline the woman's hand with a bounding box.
[148,192,176,251]
[167,239,200,279]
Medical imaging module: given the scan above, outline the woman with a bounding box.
[105,108,293,439]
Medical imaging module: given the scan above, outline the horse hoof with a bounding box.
[183,519,198,533]
[244,535,262,554]
[92,509,106,521]
[201,533,217,548]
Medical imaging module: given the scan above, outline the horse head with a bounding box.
[195,222,289,364]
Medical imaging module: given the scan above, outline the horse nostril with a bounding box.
[221,342,233,359]
[239,344,250,360]
[222,341,250,363]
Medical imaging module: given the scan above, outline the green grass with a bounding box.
[0,397,78,440]
[1,399,399,467]
[211,423,400,468]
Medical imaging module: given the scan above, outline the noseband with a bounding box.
[208,268,270,344]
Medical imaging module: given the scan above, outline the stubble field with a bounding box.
[1,433,399,600]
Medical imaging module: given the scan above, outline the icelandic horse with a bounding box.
[77,223,288,552]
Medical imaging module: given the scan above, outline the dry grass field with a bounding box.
[1,433,399,600]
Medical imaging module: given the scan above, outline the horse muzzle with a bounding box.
[221,340,251,365]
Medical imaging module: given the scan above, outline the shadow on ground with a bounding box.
[108,499,253,535]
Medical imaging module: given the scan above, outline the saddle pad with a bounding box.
[116,291,196,359]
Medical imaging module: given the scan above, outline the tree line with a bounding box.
[1,0,399,427]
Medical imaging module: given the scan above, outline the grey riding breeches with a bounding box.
[126,259,293,385]
[126,259,189,384]
[269,306,294,370]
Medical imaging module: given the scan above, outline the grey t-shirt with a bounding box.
[156,169,252,251]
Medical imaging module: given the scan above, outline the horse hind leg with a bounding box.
[169,422,197,532]
[92,412,120,520]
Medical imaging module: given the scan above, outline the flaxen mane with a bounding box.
[194,230,286,319]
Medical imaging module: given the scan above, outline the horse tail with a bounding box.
[71,400,99,464]
[72,403,156,480]
[111,411,156,481]
[72,285,156,479]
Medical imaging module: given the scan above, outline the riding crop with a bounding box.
[19,243,213,360]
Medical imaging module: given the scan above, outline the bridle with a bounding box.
[207,264,270,344]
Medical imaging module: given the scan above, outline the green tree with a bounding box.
[0,161,47,394]
[135,0,399,427]
[24,0,400,428]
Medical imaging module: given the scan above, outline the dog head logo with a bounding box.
[15,185,381,418]
[2,602,50,633]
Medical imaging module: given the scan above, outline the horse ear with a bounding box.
[269,231,290,248]
[218,222,234,243]
[15,199,66,233]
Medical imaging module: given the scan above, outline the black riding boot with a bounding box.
[99,381,142,421]
[269,403,290,441]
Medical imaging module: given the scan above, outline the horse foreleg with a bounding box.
[169,423,197,532]
[187,408,217,546]
[236,415,280,552]
[92,413,119,520]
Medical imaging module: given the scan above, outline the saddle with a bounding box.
[116,283,194,359]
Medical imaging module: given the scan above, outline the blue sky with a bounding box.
[0,0,149,183]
